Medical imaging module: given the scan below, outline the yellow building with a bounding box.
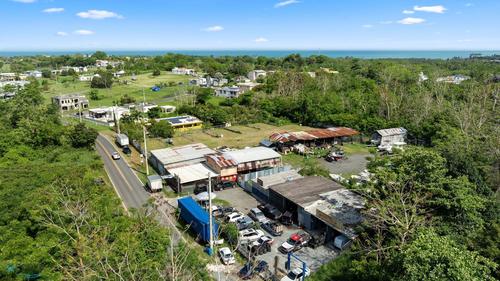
[157,115,203,131]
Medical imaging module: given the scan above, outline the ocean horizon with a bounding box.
[0,50,499,59]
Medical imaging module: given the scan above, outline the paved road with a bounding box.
[96,134,150,211]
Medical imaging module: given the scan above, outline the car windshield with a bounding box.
[287,272,298,279]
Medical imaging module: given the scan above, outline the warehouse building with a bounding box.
[370,127,407,147]
[222,147,282,174]
[205,154,238,182]
[269,127,359,150]
[167,163,218,193]
[250,170,303,201]
[269,176,364,241]
[149,143,215,174]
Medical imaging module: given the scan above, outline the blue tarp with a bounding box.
[151,86,161,91]
[177,197,218,242]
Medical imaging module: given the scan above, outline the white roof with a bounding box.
[376,127,407,137]
[223,147,281,164]
[168,163,218,184]
[151,143,215,168]
[252,170,303,189]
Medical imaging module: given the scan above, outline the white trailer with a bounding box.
[147,175,163,192]
[115,133,129,147]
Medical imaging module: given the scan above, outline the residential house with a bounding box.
[436,74,470,84]
[205,154,238,182]
[52,94,89,111]
[222,146,282,174]
[247,70,267,81]
[215,86,241,98]
[371,127,407,147]
[171,67,196,76]
[236,82,259,92]
[25,70,42,78]
[87,106,130,125]
[0,73,17,81]
[155,115,203,131]
[159,105,176,113]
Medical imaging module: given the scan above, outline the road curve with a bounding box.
[96,134,150,211]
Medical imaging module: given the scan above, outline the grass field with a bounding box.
[41,72,190,107]
[171,123,314,149]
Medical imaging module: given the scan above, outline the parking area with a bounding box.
[214,187,338,275]
[319,153,370,175]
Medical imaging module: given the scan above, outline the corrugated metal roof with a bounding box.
[223,147,281,164]
[269,127,359,143]
[253,170,303,189]
[270,176,343,206]
[205,154,237,168]
[151,143,215,167]
[168,163,218,184]
[376,127,407,137]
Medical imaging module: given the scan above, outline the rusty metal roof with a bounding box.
[205,154,237,168]
[269,127,359,143]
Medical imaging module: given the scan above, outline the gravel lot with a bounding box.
[319,153,371,175]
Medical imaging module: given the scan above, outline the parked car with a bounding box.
[248,239,272,256]
[254,260,269,274]
[281,267,310,281]
[249,208,268,223]
[111,151,121,160]
[280,211,293,226]
[307,230,326,249]
[257,235,274,245]
[122,145,131,155]
[220,206,236,216]
[237,216,254,230]
[279,232,311,253]
[261,221,284,236]
[238,262,254,280]
[333,234,351,250]
[217,181,235,190]
[226,212,244,223]
[211,206,224,218]
[239,228,264,243]
[258,204,282,220]
[218,247,235,265]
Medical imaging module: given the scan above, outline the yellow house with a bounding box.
[157,115,203,131]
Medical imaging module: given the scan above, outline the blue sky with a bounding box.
[0,0,499,50]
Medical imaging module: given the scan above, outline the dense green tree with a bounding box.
[67,123,98,149]
[91,71,113,88]
[91,51,107,60]
[148,120,174,138]
[147,106,162,118]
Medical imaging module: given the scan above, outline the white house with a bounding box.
[171,67,196,76]
[247,70,267,81]
[237,82,259,93]
[113,70,126,78]
[436,75,470,84]
[137,103,158,113]
[160,105,176,113]
[0,73,17,81]
[371,127,407,149]
[88,106,130,124]
[215,86,241,98]
[52,94,89,111]
[79,75,93,82]
[25,70,42,78]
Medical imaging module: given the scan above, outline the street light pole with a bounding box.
[142,87,149,176]
[208,173,214,255]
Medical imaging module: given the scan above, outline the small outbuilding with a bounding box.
[371,127,407,147]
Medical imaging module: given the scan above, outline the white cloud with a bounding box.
[77,10,123,20]
[203,25,224,32]
[275,0,299,8]
[413,5,447,14]
[255,37,269,43]
[11,0,36,3]
[74,29,95,35]
[398,17,426,25]
[465,3,474,7]
[56,31,68,36]
[402,9,415,14]
[362,24,373,28]
[43,7,64,13]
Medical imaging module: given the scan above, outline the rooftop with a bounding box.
[168,163,218,184]
[305,189,364,239]
[376,127,407,137]
[157,115,202,126]
[270,176,343,206]
[269,127,359,143]
[252,170,303,189]
[205,154,237,168]
[223,147,281,164]
[151,143,215,168]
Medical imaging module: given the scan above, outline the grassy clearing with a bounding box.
[172,123,313,149]
[41,73,190,107]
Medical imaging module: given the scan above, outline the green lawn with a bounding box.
[42,73,190,107]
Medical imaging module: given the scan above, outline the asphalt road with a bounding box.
[96,134,150,211]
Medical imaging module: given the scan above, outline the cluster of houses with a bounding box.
[436,74,470,84]
[0,72,33,99]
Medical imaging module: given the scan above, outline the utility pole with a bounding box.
[142,87,149,175]
[208,173,214,255]
[114,107,121,134]
[78,101,82,122]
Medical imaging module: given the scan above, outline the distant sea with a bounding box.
[0,50,498,59]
